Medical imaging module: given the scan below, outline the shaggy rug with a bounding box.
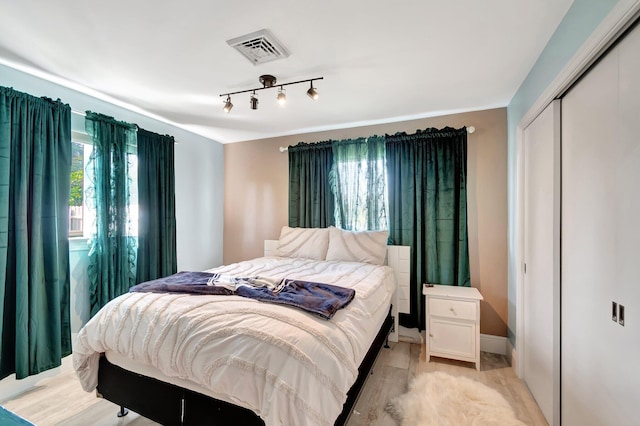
[385,372,526,426]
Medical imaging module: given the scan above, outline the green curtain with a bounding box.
[288,141,335,228]
[386,127,470,329]
[85,112,137,317]
[0,86,71,380]
[136,129,177,284]
[330,136,387,231]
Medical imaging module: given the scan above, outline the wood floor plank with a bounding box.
[2,344,547,426]
[348,343,415,426]
[384,341,412,370]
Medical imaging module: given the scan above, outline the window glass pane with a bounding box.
[83,144,94,238]
[70,139,138,239]
[332,157,388,232]
[69,141,84,237]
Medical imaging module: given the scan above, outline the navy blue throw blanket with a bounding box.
[130,271,234,295]
[129,271,356,320]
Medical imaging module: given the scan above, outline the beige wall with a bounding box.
[224,108,508,336]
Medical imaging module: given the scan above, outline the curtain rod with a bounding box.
[71,110,179,143]
[278,126,476,153]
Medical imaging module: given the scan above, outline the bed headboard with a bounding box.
[263,240,410,343]
[264,239,279,257]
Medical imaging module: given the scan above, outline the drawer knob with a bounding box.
[429,333,433,337]
[450,307,455,312]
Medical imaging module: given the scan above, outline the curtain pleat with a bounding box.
[136,128,177,284]
[85,112,137,317]
[288,141,335,228]
[386,127,470,329]
[0,86,71,380]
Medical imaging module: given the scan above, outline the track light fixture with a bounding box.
[220,75,322,113]
[277,87,287,106]
[223,95,233,113]
[307,81,319,100]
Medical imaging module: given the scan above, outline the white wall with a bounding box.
[0,63,224,400]
[69,241,91,334]
[175,133,224,271]
[506,0,618,348]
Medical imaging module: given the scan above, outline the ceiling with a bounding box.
[0,0,574,143]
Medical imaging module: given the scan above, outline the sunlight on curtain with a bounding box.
[85,112,138,317]
[330,136,387,231]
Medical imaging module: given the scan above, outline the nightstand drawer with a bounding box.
[429,298,476,321]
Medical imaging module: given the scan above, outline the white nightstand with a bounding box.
[423,284,483,370]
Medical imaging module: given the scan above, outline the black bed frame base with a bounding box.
[96,310,393,426]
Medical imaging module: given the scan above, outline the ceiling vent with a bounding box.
[227,29,290,65]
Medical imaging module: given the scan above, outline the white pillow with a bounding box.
[275,226,330,260]
[325,227,388,265]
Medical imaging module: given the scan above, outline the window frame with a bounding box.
[68,130,139,239]
[69,131,92,238]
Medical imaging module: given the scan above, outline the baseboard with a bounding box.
[507,341,518,375]
[480,334,507,355]
[400,329,504,354]
[398,326,423,344]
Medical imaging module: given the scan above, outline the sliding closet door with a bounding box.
[562,23,640,426]
[522,100,560,426]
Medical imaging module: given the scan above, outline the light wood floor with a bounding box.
[1,343,547,425]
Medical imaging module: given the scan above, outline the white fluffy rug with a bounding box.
[386,372,526,426]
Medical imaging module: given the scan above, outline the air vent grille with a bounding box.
[227,29,290,65]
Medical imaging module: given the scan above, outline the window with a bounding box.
[69,134,138,238]
[332,156,388,231]
[69,141,85,237]
[331,137,388,232]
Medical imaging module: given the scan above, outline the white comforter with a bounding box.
[73,257,396,426]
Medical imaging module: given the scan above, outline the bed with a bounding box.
[73,227,410,425]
